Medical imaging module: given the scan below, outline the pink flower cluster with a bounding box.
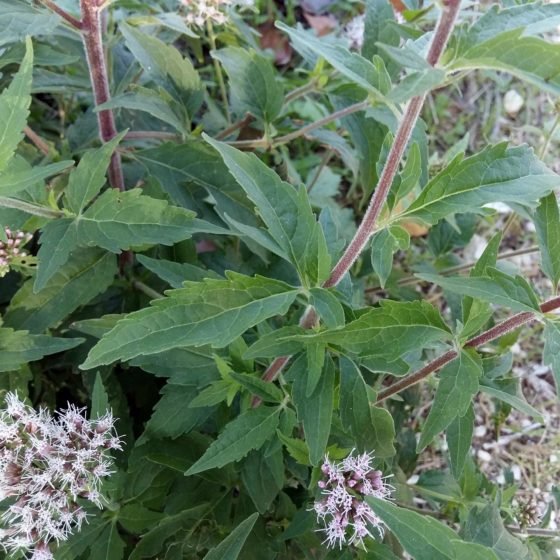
[0,228,33,277]
[313,451,392,549]
[0,393,122,559]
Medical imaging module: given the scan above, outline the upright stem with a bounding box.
[80,0,125,191]
[376,296,560,402]
[256,0,462,393]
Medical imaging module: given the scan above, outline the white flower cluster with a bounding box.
[0,393,122,559]
[180,0,254,27]
[344,14,365,51]
[0,228,33,277]
[313,451,392,549]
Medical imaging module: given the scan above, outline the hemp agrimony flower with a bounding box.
[180,0,254,27]
[0,228,33,277]
[313,451,392,549]
[0,393,122,559]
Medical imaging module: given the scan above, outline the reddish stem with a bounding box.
[41,0,83,29]
[376,296,560,402]
[80,0,125,191]
[256,0,462,395]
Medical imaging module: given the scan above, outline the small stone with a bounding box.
[504,89,524,115]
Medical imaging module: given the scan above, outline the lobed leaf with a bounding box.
[533,193,560,289]
[417,267,541,314]
[81,273,299,368]
[213,47,283,122]
[206,136,330,286]
[185,406,281,475]
[418,350,481,452]
[0,327,83,372]
[400,144,559,225]
[0,37,33,172]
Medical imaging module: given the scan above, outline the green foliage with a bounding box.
[1,1,559,558]
[0,37,32,172]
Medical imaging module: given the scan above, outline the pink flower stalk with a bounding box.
[0,228,33,277]
[0,393,122,559]
[313,451,392,549]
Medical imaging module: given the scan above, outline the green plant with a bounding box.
[1,0,560,558]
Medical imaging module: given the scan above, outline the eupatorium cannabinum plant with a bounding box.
[0,0,559,558]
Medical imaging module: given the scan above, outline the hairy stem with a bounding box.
[80,0,125,191]
[227,100,370,149]
[257,0,462,393]
[24,126,51,156]
[376,295,560,403]
[41,0,83,29]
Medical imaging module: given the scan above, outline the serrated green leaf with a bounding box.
[128,505,210,560]
[454,31,560,97]
[418,349,481,452]
[461,232,502,340]
[370,225,409,289]
[461,504,528,560]
[117,505,164,534]
[96,87,188,135]
[35,189,213,291]
[306,342,325,396]
[446,404,474,480]
[135,142,257,226]
[230,372,283,403]
[366,496,459,560]
[276,430,311,465]
[34,218,77,292]
[91,372,109,420]
[339,357,395,457]
[89,521,125,560]
[0,159,73,197]
[301,300,451,365]
[0,327,83,372]
[213,47,283,122]
[479,382,543,421]
[452,540,499,560]
[417,267,541,314]
[5,249,117,333]
[0,1,62,47]
[65,133,125,214]
[77,189,199,252]
[241,449,283,513]
[82,273,298,369]
[543,320,560,397]
[461,2,560,50]
[205,136,330,286]
[0,37,32,172]
[308,287,345,329]
[292,354,334,465]
[277,22,390,99]
[400,144,559,225]
[203,512,258,560]
[186,406,281,475]
[120,22,203,119]
[189,379,232,408]
[388,68,446,104]
[137,254,221,288]
[533,193,560,289]
[244,325,305,359]
[363,0,399,68]
[143,383,216,440]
